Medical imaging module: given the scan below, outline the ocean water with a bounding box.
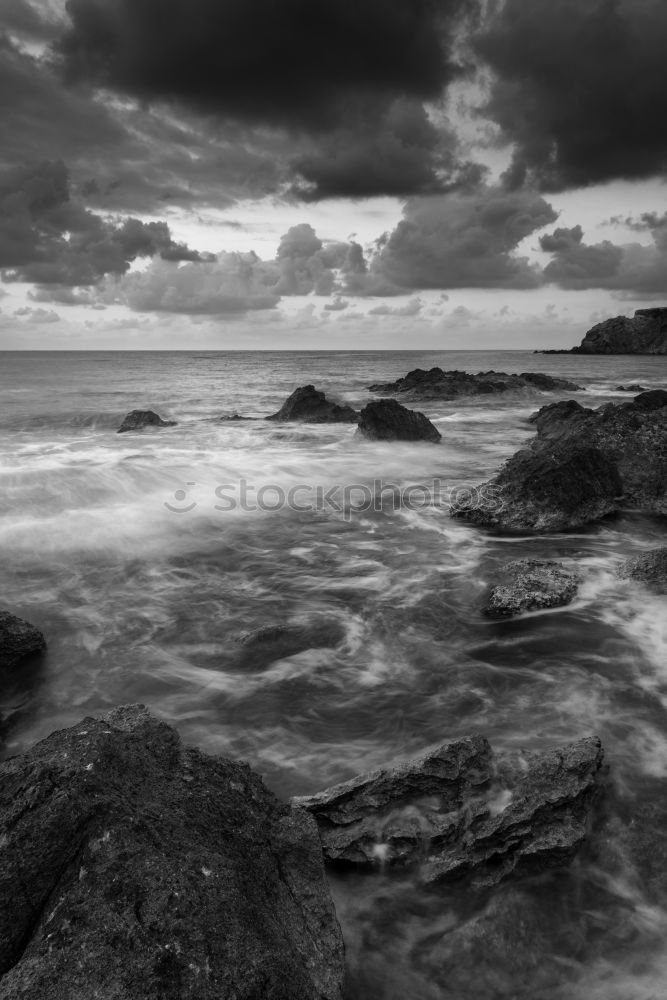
[1,348,666,998]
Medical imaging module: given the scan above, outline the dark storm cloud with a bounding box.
[476,0,667,190]
[371,186,557,289]
[541,218,667,293]
[0,160,203,287]
[56,0,478,130]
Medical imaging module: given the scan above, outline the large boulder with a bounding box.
[453,391,666,532]
[357,398,441,442]
[367,367,583,400]
[117,410,177,433]
[0,610,46,675]
[572,308,667,355]
[267,386,358,423]
[295,735,603,888]
[483,559,581,617]
[618,547,667,594]
[0,705,344,1000]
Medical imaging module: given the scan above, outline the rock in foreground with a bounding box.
[618,547,667,594]
[0,610,46,675]
[0,705,344,1000]
[453,390,666,532]
[295,735,603,888]
[117,409,177,433]
[367,368,583,400]
[484,560,581,617]
[357,398,441,442]
[267,385,358,423]
[573,308,667,355]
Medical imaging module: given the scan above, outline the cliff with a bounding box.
[573,307,667,354]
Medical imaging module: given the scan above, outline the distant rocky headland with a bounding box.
[540,307,667,355]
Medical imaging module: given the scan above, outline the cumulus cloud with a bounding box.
[371,186,557,289]
[368,296,424,316]
[476,0,667,190]
[541,216,667,292]
[14,306,61,323]
[0,160,203,287]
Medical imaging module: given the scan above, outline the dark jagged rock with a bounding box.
[453,390,667,532]
[219,413,258,421]
[235,620,346,670]
[367,367,583,400]
[0,705,344,1000]
[618,548,667,594]
[295,735,603,888]
[357,398,441,443]
[117,409,177,433]
[0,610,46,676]
[267,385,358,423]
[483,560,581,617]
[616,384,647,392]
[571,308,667,355]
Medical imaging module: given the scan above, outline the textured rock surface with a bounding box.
[267,385,358,423]
[616,384,647,392]
[117,409,177,433]
[295,735,603,888]
[235,620,346,671]
[357,398,441,442]
[618,547,667,593]
[452,390,666,532]
[0,610,46,745]
[573,308,667,354]
[0,705,344,1000]
[483,560,581,617]
[367,367,583,400]
[0,610,46,675]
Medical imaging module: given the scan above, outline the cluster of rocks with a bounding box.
[367,367,583,400]
[452,389,667,532]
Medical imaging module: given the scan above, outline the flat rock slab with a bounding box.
[357,398,441,442]
[0,705,344,1000]
[367,368,583,400]
[295,735,603,889]
[483,559,581,617]
[117,409,177,433]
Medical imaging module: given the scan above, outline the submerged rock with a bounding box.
[572,308,667,355]
[295,735,603,888]
[0,610,46,675]
[616,384,647,392]
[618,547,667,594]
[367,367,583,400]
[0,705,344,1000]
[452,390,666,532]
[357,398,441,442]
[235,620,346,670]
[117,409,177,433]
[483,560,581,617]
[267,385,358,423]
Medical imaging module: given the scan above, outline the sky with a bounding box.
[0,0,666,350]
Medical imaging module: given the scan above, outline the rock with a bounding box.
[0,610,46,676]
[235,620,346,670]
[219,413,257,421]
[357,398,441,443]
[618,547,667,593]
[616,384,647,392]
[483,560,581,617]
[295,735,603,888]
[572,308,667,355]
[453,390,666,532]
[0,705,344,1000]
[267,386,358,423]
[117,410,177,433]
[367,367,583,400]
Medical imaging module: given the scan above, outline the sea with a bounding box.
[1,349,667,999]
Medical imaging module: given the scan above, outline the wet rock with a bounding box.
[357,398,441,442]
[618,547,667,594]
[235,620,346,670]
[0,610,46,676]
[219,412,257,421]
[367,367,583,400]
[572,308,667,355]
[453,390,666,532]
[295,735,603,888]
[616,384,647,392]
[483,559,581,617]
[267,385,358,423]
[117,409,177,433]
[0,705,344,1000]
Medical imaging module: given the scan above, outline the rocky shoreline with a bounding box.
[539,307,667,355]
